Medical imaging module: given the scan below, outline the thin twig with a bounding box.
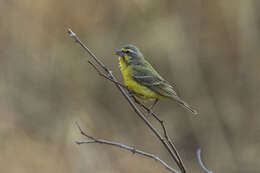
[68,29,110,73]
[68,28,186,173]
[88,60,129,90]
[75,122,95,140]
[149,111,186,172]
[88,60,146,98]
[75,123,179,173]
[197,149,213,173]
[131,97,186,171]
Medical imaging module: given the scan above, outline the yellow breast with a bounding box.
[118,56,162,99]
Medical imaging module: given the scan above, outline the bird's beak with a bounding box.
[115,49,124,57]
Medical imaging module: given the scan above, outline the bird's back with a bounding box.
[131,59,178,98]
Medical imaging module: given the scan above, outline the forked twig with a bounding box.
[88,60,128,90]
[131,97,186,171]
[75,123,179,173]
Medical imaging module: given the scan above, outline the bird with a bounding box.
[115,44,198,115]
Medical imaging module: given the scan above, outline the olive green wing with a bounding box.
[132,63,198,114]
[131,64,178,97]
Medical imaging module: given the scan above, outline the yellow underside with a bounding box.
[119,56,164,100]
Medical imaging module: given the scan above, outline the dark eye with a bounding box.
[125,49,130,53]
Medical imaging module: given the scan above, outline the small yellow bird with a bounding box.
[115,44,198,114]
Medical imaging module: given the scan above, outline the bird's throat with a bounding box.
[119,56,126,72]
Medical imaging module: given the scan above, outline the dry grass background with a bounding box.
[0,0,260,172]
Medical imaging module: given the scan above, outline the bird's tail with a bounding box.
[171,95,198,115]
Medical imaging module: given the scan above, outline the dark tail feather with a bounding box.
[171,96,198,115]
[178,100,198,115]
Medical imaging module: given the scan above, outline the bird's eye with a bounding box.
[125,49,130,53]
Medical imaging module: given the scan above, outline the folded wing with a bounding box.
[132,63,178,98]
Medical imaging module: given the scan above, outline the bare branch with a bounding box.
[197,149,213,173]
[68,28,186,173]
[75,122,95,140]
[68,29,110,73]
[75,123,179,173]
[131,97,186,171]
[88,60,129,90]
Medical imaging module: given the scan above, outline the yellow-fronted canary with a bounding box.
[115,44,198,114]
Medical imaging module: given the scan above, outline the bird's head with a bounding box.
[115,44,144,65]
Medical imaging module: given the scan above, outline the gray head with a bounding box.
[115,44,144,64]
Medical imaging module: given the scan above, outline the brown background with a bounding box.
[1,0,260,172]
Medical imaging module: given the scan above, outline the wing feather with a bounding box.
[132,64,178,97]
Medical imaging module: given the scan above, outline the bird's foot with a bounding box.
[147,108,154,116]
[127,91,134,98]
[146,99,158,115]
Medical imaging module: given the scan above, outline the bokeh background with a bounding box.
[1,0,260,172]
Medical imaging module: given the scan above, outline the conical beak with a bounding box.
[115,49,124,57]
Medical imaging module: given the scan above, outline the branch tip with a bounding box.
[68,28,76,37]
[75,121,82,132]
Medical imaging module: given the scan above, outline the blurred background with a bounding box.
[1,0,260,172]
